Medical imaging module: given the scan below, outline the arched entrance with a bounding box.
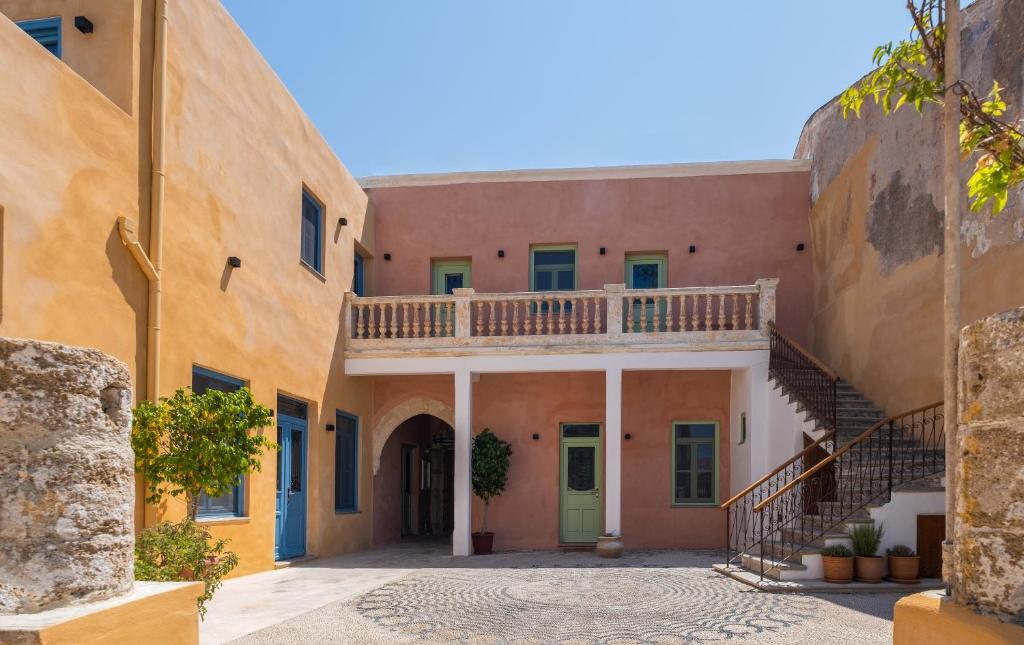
[372,413,455,545]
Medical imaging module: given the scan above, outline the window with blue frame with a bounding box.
[193,366,246,518]
[353,253,364,296]
[300,189,323,273]
[16,17,61,58]
[335,412,358,512]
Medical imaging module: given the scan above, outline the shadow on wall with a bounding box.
[104,221,148,398]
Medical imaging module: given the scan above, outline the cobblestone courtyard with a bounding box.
[215,546,903,644]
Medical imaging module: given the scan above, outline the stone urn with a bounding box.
[596,534,623,558]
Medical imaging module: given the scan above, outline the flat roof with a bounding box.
[359,159,811,189]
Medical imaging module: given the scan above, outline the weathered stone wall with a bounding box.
[955,306,1024,624]
[0,338,134,614]
[795,0,1024,416]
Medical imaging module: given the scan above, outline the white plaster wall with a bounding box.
[765,383,818,469]
[869,490,946,555]
[729,368,753,496]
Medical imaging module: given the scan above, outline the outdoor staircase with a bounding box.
[720,324,946,585]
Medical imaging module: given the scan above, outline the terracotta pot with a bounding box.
[887,555,921,583]
[855,555,885,583]
[822,556,854,583]
[596,535,623,558]
[471,532,494,555]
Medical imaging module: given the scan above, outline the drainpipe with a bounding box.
[146,0,168,404]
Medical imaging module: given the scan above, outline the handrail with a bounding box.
[753,400,944,513]
[720,429,835,509]
[766,321,838,380]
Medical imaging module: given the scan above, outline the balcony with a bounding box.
[343,279,778,360]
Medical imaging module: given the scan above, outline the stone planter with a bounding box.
[471,532,494,555]
[887,555,920,583]
[596,535,623,559]
[822,556,854,583]
[855,555,885,583]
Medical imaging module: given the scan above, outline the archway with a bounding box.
[371,397,454,475]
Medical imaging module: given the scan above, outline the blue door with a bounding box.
[275,411,307,560]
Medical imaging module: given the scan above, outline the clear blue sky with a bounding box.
[222,1,915,178]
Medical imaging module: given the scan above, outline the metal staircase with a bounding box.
[721,323,945,582]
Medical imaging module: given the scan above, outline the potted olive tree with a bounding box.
[471,429,512,555]
[820,544,854,583]
[886,545,921,583]
[849,523,885,583]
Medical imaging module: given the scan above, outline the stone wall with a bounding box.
[955,306,1024,624]
[0,337,134,614]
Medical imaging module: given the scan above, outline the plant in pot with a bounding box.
[471,428,512,555]
[849,522,885,583]
[820,544,854,583]
[886,544,921,583]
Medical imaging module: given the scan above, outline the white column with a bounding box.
[605,367,623,536]
[452,369,473,556]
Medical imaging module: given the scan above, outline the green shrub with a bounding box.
[135,520,239,618]
[848,523,884,556]
[820,544,853,558]
[887,544,916,557]
[471,428,512,534]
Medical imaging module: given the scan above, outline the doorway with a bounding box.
[275,397,308,560]
[559,423,602,543]
[625,253,667,331]
[432,260,471,295]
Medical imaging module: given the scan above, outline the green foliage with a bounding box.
[887,544,917,557]
[471,428,512,534]
[848,522,885,557]
[820,544,854,558]
[962,82,1024,214]
[132,387,276,520]
[134,520,239,618]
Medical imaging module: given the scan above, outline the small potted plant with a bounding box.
[596,532,623,558]
[820,544,854,583]
[849,523,885,583]
[471,429,512,555]
[886,544,921,583]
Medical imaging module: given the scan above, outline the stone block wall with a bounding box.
[0,338,134,614]
[955,306,1024,624]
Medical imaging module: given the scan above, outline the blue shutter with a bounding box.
[353,254,364,296]
[17,18,61,58]
[335,412,358,512]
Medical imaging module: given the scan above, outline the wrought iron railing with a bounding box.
[751,402,944,580]
[767,322,838,431]
[722,430,835,568]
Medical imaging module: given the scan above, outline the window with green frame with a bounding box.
[530,245,576,313]
[672,422,718,505]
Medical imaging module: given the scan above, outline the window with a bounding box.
[300,189,323,273]
[531,245,577,292]
[431,259,471,295]
[353,253,365,296]
[672,422,718,505]
[335,412,358,512]
[17,17,61,58]
[192,366,246,518]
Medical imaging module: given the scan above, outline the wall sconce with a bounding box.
[326,423,335,432]
[599,247,606,255]
[497,249,505,258]
[532,433,540,441]
[74,16,94,33]
[227,256,242,268]
[338,217,348,226]
[688,245,696,254]
[796,243,805,251]
[624,433,632,441]
[383,253,392,261]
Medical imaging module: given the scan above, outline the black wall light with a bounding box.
[796,243,806,252]
[339,217,348,226]
[531,433,540,441]
[689,245,697,254]
[599,247,606,255]
[383,253,392,261]
[75,16,94,33]
[624,433,632,441]
[227,256,242,268]
[497,249,505,258]
[326,423,335,432]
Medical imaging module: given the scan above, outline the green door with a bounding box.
[432,260,471,295]
[559,423,602,543]
[625,254,667,331]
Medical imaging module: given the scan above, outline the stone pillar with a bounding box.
[755,278,779,337]
[452,369,473,556]
[604,284,624,337]
[0,338,134,614]
[604,367,622,536]
[954,306,1024,623]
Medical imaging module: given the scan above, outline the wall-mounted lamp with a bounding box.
[688,245,697,254]
[227,256,242,268]
[624,433,632,441]
[796,243,805,252]
[338,217,348,226]
[383,253,392,261]
[326,423,335,432]
[599,247,606,255]
[532,433,540,441]
[74,16,94,33]
[497,249,505,258]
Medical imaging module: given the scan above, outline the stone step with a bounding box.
[740,552,807,581]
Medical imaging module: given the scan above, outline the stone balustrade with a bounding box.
[344,279,778,357]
